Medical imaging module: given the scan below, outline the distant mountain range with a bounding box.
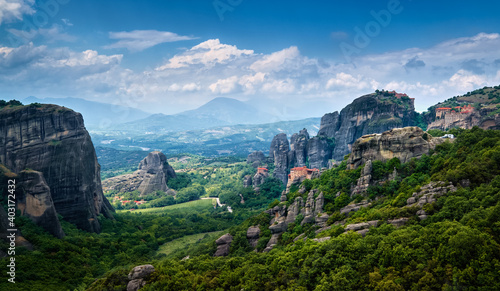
[111,97,280,133]
[22,96,150,130]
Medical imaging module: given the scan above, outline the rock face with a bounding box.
[17,170,64,238]
[243,175,253,188]
[347,127,445,170]
[269,133,290,186]
[263,190,329,252]
[246,226,260,248]
[103,151,176,196]
[318,92,416,162]
[351,160,373,196]
[137,152,176,196]
[307,137,333,169]
[247,151,266,167]
[0,104,113,233]
[252,170,268,189]
[288,129,309,168]
[406,181,457,220]
[128,265,155,291]
[214,233,233,257]
[317,112,339,138]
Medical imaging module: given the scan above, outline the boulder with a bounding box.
[388,218,409,228]
[214,233,233,257]
[246,226,260,248]
[127,265,155,291]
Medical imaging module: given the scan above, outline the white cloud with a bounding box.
[249,46,300,72]
[209,76,239,94]
[0,0,34,25]
[156,39,254,70]
[3,33,500,118]
[106,30,197,52]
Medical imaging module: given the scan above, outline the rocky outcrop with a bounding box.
[317,112,340,138]
[340,201,371,215]
[252,170,269,189]
[347,127,445,170]
[319,92,416,162]
[17,170,64,238]
[137,152,176,196]
[247,151,267,167]
[307,136,334,169]
[246,226,260,249]
[289,129,309,168]
[350,160,373,196]
[0,104,113,233]
[406,181,457,220]
[103,151,176,196]
[269,133,290,186]
[214,233,233,257]
[243,175,253,188]
[127,265,155,291]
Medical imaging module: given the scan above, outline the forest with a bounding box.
[1,127,500,290]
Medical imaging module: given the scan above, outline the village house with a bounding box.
[288,166,319,181]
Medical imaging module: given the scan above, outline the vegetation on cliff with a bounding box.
[88,127,500,290]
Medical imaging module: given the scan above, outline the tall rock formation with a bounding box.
[347,127,445,170]
[318,92,416,162]
[0,104,113,233]
[317,112,339,138]
[17,170,65,238]
[288,129,309,168]
[102,151,176,196]
[307,136,333,169]
[246,151,266,168]
[137,151,176,196]
[269,133,290,186]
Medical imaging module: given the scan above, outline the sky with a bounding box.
[0,0,500,120]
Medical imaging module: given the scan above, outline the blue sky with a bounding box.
[0,0,500,119]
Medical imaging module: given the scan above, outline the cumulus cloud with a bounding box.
[3,33,500,117]
[106,30,197,52]
[156,39,254,70]
[249,46,300,72]
[0,0,34,25]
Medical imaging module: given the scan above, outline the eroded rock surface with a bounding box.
[214,233,233,257]
[18,170,64,238]
[0,104,113,232]
[103,151,176,196]
[347,127,445,170]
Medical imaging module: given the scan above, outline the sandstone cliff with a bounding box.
[0,104,113,233]
[347,127,445,170]
[269,133,289,186]
[288,129,309,168]
[102,151,176,196]
[319,92,416,162]
[18,170,65,238]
